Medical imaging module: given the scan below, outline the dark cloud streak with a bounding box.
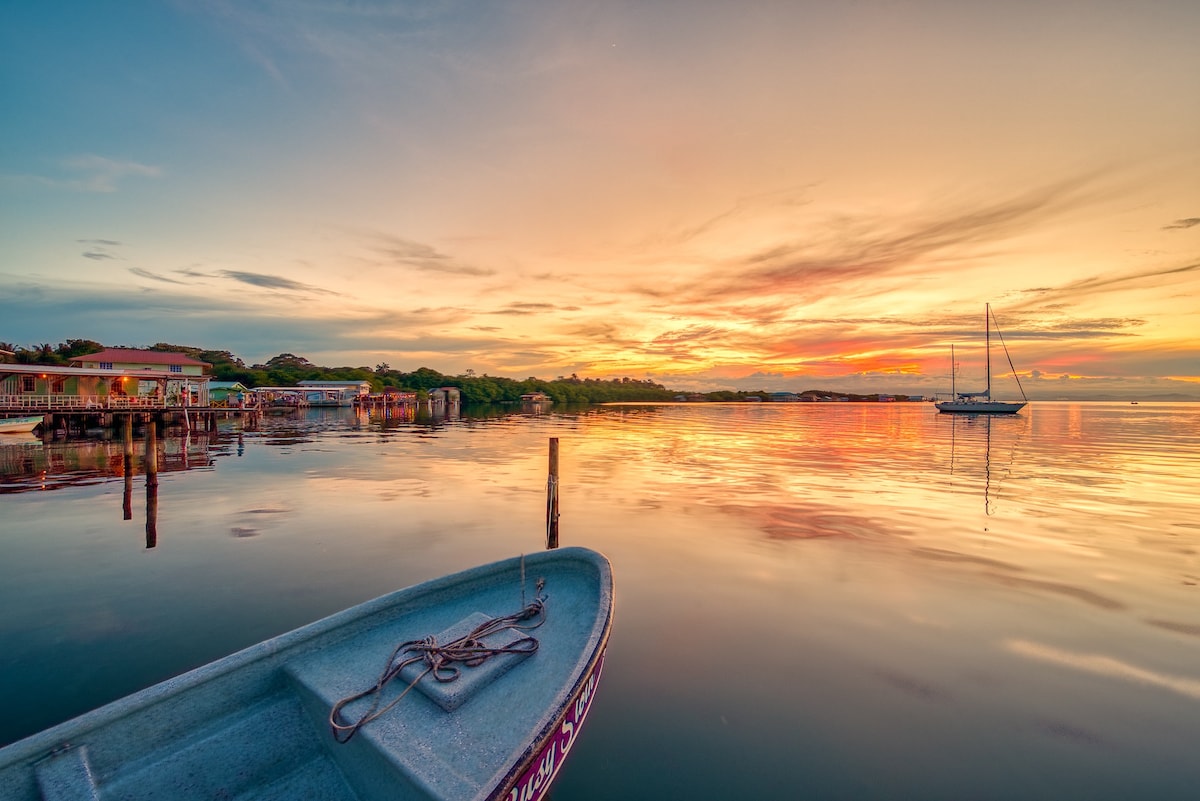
[1163,217,1200,230]
[375,235,494,276]
[219,270,340,295]
[129,267,187,285]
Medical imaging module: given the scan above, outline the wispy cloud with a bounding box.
[634,176,1110,309]
[488,301,576,316]
[3,157,161,193]
[1016,262,1200,308]
[61,155,162,193]
[1163,217,1200,230]
[78,238,125,261]
[375,235,494,276]
[219,270,340,295]
[130,267,188,285]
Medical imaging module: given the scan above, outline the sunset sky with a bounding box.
[2,1,1197,398]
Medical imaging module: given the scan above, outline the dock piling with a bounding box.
[144,424,159,548]
[546,437,560,550]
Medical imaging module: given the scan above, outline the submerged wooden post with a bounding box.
[546,437,559,550]
[123,414,134,459]
[144,424,159,488]
[145,424,159,548]
[123,415,134,521]
[145,481,159,549]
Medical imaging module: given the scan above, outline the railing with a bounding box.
[0,394,171,410]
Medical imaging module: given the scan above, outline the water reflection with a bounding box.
[943,412,1028,516]
[2,402,1199,798]
[1007,639,1200,702]
[0,427,219,494]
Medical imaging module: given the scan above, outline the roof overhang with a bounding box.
[0,364,210,381]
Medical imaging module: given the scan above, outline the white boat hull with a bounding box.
[941,305,1028,415]
[936,400,1026,414]
[0,416,42,434]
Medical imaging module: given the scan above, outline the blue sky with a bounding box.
[2,0,1198,398]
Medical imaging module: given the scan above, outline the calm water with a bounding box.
[2,402,1198,799]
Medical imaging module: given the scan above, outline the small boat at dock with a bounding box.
[0,547,613,801]
[0,415,42,434]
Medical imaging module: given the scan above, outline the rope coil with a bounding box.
[330,579,547,743]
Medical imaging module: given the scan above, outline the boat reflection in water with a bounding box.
[943,411,1028,517]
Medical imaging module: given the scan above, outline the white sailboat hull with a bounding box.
[940,304,1027,415]
[935,399,1026,414]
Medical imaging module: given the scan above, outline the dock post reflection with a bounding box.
[546,437,560,550]
[122,415,134,521]
[145,421,159,549]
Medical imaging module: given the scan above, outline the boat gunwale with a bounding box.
[0,546,613,800]
[487,586,612,801]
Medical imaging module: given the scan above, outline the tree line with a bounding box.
[0,340,680,404]
[2,340,907,403]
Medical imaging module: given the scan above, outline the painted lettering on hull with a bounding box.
[501,652,605,801]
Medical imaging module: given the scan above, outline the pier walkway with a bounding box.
[1,396,261,437]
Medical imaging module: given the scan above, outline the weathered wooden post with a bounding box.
[144,423,159,548]
[144,423,159,487]
[123,415,134,521]
[123,414,134,458]
[546,437,559,550]
[145,481,159,549]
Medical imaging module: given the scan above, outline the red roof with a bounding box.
[69,348,211,367]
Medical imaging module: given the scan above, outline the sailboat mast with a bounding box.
[985,303,991,400]
[950,343,956,397]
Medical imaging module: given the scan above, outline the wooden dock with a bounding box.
[0,402,262,438]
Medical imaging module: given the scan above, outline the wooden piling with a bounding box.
[123,415,134,457]
[144,424,158,548]
[145,482,158,549]
[123,415,134,521]
[546,437,560,550]
[144,424,159,488]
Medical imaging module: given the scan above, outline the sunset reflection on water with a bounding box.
[1,402,1198,798]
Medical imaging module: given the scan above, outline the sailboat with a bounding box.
[936,304,1028,414]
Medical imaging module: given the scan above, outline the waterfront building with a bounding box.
[69,348,210,376]
[209,381,251,407]
[1,363,212,410]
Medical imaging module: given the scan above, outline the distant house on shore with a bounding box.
[69,348,210,376]
[298,379,371,397]
[430,387,462,405]
[519,391,550,403]
[292,379,371,407]
[209,381,251,407]
[769,392,799,402]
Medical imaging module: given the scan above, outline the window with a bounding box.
[22,376,35,392]
[170,364,182,373]
[51,378,66,394]
[100,362,113,370]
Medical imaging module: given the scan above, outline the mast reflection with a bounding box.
[946,413,1027,516]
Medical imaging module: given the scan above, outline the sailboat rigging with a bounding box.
[936,304,1027,414]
